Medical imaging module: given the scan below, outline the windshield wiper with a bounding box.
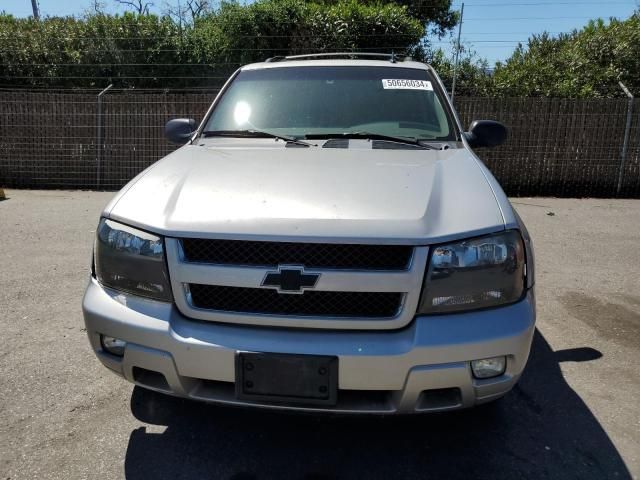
[201,129,313,147]
[304,132,437,149]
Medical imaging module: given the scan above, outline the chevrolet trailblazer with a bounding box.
[82,53,535,413]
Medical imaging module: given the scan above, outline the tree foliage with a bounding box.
[492,14,640,97]
[194,0,426,65]
[0,0,428,89]
[413,43,492,96]
[3,0,636,98]
[0,12,183,88]
[313,0,458,36]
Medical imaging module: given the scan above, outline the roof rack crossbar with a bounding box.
[265,52,410,63]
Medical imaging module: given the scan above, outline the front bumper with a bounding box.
[82,278,536,414]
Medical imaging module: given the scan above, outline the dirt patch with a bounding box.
[559,292,640,350]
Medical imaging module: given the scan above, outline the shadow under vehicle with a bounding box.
[123,330,628,480]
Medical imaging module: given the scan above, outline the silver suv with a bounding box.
[83,53,535,414]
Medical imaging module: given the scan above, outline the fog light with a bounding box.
[100,335,126,357]
[471,356,506,379]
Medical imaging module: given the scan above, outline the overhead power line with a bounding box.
[455,1,632,5]
[465,16,620,20]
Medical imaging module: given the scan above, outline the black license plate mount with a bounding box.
[235,352,338,406]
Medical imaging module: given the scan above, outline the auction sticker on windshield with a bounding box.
[382,79,433,90]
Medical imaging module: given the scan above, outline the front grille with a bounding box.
[189,284,403,318]
[181,239,413,270]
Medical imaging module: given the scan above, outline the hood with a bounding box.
[105,143,505,244]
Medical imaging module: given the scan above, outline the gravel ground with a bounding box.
[0,190,638,480]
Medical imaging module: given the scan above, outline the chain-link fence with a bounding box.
[0,89,638,196]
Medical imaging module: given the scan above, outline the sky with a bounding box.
[2,0,638,65]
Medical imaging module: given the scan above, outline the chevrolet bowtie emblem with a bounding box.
[261,266,320,294]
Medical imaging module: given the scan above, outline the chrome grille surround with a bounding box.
[165,238,428,330]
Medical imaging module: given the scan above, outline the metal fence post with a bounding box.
[617,81,634,195]
[96,84,113,189]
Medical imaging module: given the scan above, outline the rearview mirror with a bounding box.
[464,120,508,148]
[165,118,196,144]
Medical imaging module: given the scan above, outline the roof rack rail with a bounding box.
[265,52,410,63]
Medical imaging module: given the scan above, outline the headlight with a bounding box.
[94,219,172,301]
[418,230,525,314]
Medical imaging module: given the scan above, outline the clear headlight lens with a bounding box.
[418,230,525,314]
[94,218,172,301]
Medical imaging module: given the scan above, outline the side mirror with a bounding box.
[165,118,196,145]
[464,120,508,148]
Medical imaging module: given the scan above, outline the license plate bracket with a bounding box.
[235,352,338,406]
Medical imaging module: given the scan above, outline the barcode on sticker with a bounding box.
[382,79,433,90]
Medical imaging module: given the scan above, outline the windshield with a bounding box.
[204,66,456,141]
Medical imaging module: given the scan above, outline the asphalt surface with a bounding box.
[0,190,639,480]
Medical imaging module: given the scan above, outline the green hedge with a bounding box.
[491,14,640,98]
[0,1,425,89]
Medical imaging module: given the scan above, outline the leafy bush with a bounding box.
[422,47,493,96]
[492,14,640,97]
[0,13,184,87]
[315,0,457,36]
[0,1,426,89]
